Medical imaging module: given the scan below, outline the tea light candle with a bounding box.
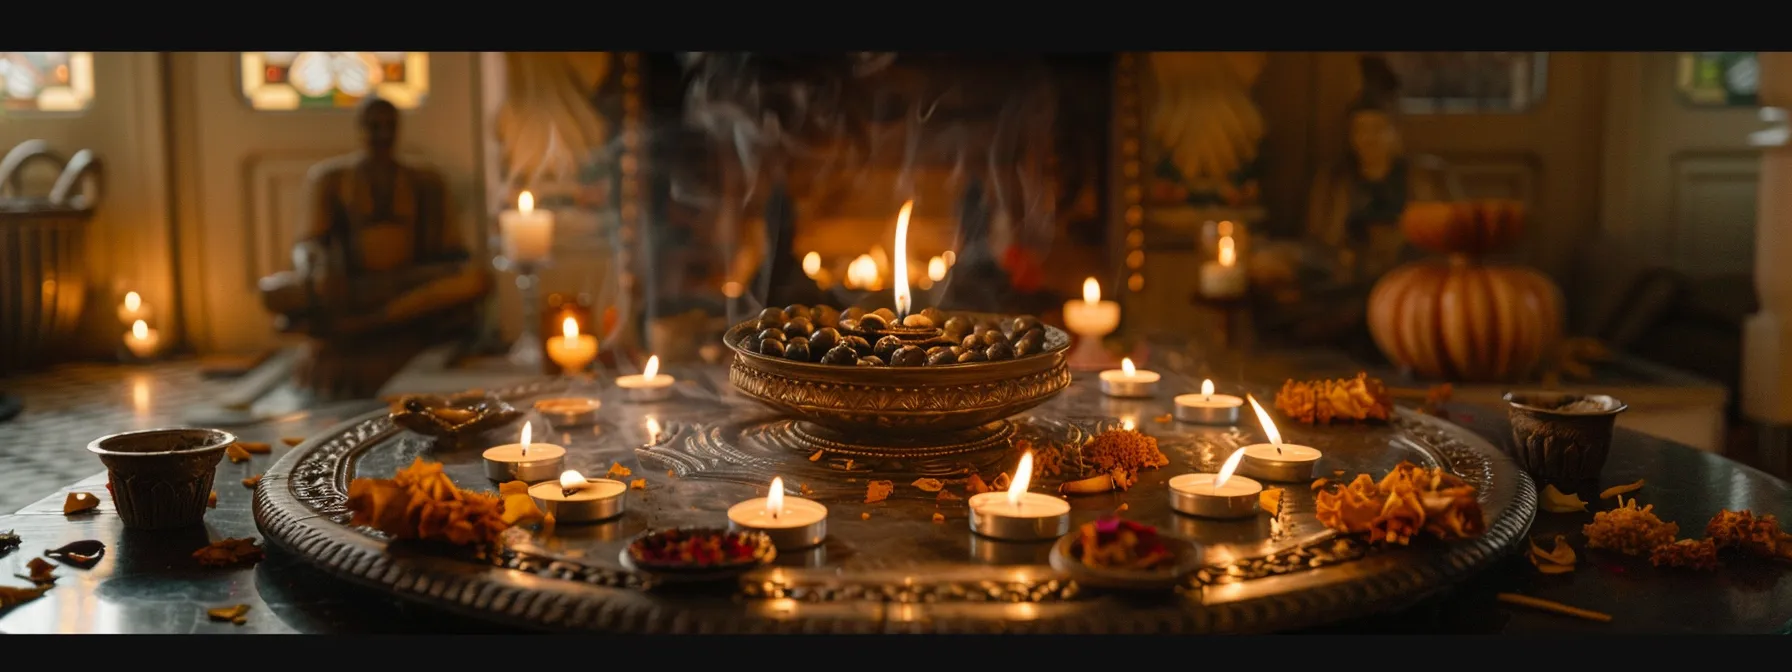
[1174,379,1243,424]
[117,291,153,325]
[533,397,602,427]
[1238,394,1323,482]
[545,316,598,374]
[1169,448,1263,519]
[615,355,675,402]
[499,191,554,264]
[529,470,626,523]
[1063,277,1121,371]
[968,451,1070,541]
[727,476,829,550]
[123,320,159,358]
[1098,358,1159,398]
[482,421,566,483]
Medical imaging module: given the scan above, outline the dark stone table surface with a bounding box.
[2,355,1789,634]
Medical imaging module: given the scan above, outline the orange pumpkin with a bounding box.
[1368,200,1562,382]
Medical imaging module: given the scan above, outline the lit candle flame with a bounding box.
[927,256,947,282]
[561,316,579,339]
[124,291,141,311]
[893,200,913,318]
[1007,451,1034,506]
[1121,357,1135,376]
[1121,417,1136,431]
[847,255,878,289]
[802,252,821,278]
[131,320,148,340]
[767,476,785,519]
[642,355,660,381]
[645,416,660,443]
[1201,379,1215,400]
[1218,236,1236,267]
[1082,277,1101,305]
[519,421,532,456]
[1246,394,1282,450]
[518,190,534,215]
[559,470,586,490]
[1214,447,1248,488]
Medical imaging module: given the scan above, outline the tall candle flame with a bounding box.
[1218,236,1236,267]
[519,421,532,455]
[561,316,579,339]
[132,320,148,339]
[767,476,784,519]
[1246,394,1282,450]
[645,416,660,443]
[1007,451,1034,506]
[642,355,660,381]
[893,200,913,318]
[124,291,141,311]
[559,469,586,490]
[1201,379,1215,400]
[518,190,534,215]
[1121,357,1135,376]
[802,252,821,278]
[1082,277,1100,304]
[1214,447,1248,488]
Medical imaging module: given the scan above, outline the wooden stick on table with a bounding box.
[1496,593,1613,623]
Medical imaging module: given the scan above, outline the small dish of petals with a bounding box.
[620,527,776,584]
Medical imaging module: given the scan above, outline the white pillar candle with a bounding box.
[1063,277,1121,334]
[727,476,829,550]
[123,320,159,358]
[1173,379,1244,424]
[529,470,626,523]
[1199,236,1247,299]
[499,190,554,264]
[545,316,598,374]
[1098,357,1160,397]
[616,355,675,402]
[968,451,1071,541]
[1237,394,1324,482]
[481,421,566,482]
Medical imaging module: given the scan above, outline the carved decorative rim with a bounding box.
[255,382,1537,634]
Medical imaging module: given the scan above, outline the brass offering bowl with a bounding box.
[725,313,1071,439]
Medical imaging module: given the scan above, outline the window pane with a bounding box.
[0,52,94,113]
[1379,52,1547,114]
[1677,52,1758,107]
[240,52,428,111]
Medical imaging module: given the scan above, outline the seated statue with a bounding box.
[259,97,491,400]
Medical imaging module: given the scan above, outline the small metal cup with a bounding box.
[88,427,235,530]
[1503,391,1628,483]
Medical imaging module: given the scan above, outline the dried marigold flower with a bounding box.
[25,558,55,584]
[345,458,510,548]
[1705,509,1792,562]
[0,585,48,610]
[1582,498,1678,556]
[1083,430,1169,474]
[864,480,894,504]
[193,537,264,567]
[1649,538,1719,570]
[605,462,632,479]
[1316,462,1484,544]
[1274,373,1393,425]
[237,441,271,454]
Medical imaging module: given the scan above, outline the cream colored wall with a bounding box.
[0,53,175,355]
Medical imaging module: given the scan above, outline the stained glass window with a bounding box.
[0,52,94,113]
[240,52,428,111]
[1379,52,1547,114]
[1677,52,1758,107]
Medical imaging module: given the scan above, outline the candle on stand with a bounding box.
[1168,447,1263,519]
[529,470,626,523]
[545,316,598,374]
[499,190,554,264]
[968,451,1071,541]
[1238,394,1324,482]
[1199,235,1247,299]
[727,476,829,550]
[1062,277,1121,371]
[116,291,153,325]
[482,421,567,483]
[123,320,159,358]
[1098,357,1160,398]
[1173,379,1244,424]
[615,355,675,403]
